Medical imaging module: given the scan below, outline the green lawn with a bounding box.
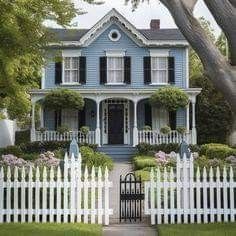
[158,223,236,236]
[0,223,102,236]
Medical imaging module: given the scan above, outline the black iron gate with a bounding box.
[119,173,144,222]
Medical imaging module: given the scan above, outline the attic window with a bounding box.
[109,29,121,42]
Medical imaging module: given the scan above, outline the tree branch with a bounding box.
[181,0,198,11]
[203,0,236,64]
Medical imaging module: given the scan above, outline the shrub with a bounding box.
[15,130,30,145]
[0,145,23,157]
[135,169,150,181]
[200,143,236,159]
[176,127,186,135]
[149,87,189,111]
[81,146,113,171]
[160,126,171,134]
[80,126,90,135]
[57,125,69,134]
[133,156,157,170]
[136,143,179,155]
[142,125,152,131]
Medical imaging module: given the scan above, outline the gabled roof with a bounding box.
[48,8,188,47]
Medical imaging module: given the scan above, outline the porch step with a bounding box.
[98,146,137,161]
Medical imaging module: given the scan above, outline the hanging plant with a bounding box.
[149,87,189,111]
[43,89,84,111]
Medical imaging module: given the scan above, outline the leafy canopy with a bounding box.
[43,89,84,111]
[149,87,188,111]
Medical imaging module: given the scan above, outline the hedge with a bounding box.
[15,130,30,145]
[133,156,157,170]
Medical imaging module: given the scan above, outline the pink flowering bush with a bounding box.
[34,151,60,168]
[0,154,33,169]
[154,151,176,167]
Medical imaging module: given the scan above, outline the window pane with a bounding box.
[158,71,167,83]
[71,71,79,82]
[152,71,159,83]
[65,71,70,82]
[107,57,124,83]
[72,57,79,69]
[64,57,70,69]
[158,58,167,69]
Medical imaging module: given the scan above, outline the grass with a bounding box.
[158,223,236,236]
[0,223,102,236]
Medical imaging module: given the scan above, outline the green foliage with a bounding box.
[0,145,23,158]
[176,127,186,134]
[149,87,188,111]
[80,126,90,135]
[43,89,84,111]
[160,126,171,134]
[0,0,78,122]
[199,143,236,160]
[142,125,152,131]
[15,130,30,145]
[135,169,150,182]
[136,143,180,155]
[191,75,232,144]
[133,156,157,170]
[57,125,70,134]
[80,146,113,171]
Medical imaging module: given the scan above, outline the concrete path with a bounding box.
[104,162,157,236]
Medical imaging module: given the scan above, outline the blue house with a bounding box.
[30,9,201,152]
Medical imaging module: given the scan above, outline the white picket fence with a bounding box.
[144,154,236,224]
[0,153,112,225]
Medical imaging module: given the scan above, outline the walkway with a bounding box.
[104,162,157,236]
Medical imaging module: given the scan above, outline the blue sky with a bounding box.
[47,0,221,36]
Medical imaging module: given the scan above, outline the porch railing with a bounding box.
[35,131,96,144]
[138,130,192,145]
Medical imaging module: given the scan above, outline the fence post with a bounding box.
[176,155,181,223]
[28,166,33,223]
[104,166,110,225]
[70,153,75,223]
[0,168,3,223]
[91,166,96,223]
[83,166,89,223]
[35,167,40,223]
[97,167,103,224]
[229,166,235,222]
[189,154,194,223]
[150,168,155,225]
[42,167,47,223]
[56,166,62,223]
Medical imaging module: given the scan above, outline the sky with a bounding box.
[48,0,221,36]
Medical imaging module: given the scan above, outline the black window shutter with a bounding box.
[144,57,151,84]
[55,61,62,84]
[79,57,86,84]
[168,57,175,84]
[144,103,152,127]
[78,108,86,129]
[124,56,131,84]
[100,57,107,84]
[169,111,176,130]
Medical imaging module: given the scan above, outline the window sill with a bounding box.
[149,83,169,86]
[105,83,126,86]
[60,83,81,86]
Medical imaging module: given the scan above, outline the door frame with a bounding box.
[101,99,130,145]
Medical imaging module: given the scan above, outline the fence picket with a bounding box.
[13,167,18,223]
[216,167,221,222]
[56,167,62,223]
[229,166,235,222]
[196,167,201,223]
[91,166,96,223]
[35,167,40,222]
[0,167,4,223]
[63,153,68,223]
[209,167,214,223]
[163,168,168,224]
[70,154,75,223]
[83,166,89,223]
[156,168,161,224]
[49,167,54,223]
[169,168,174,224]
[104,167,110,226]
[189,155,194,223]
[203,167,208,223]
[223,167,228,222]
[97,167,103,224]
[76,163,82,223]
[42,167,47,223]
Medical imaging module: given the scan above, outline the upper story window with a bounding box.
[151,57,168,84]
[107,57,124,84]
[64,57,79,83]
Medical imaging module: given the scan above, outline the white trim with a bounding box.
[149,83,169,86]
[62,50,81,57]
[62,57,80,84]
[108,29,121,42]
[149,49,170,57]
[186,47,189,88]
[105,50,126,57]
[105,83,126,86]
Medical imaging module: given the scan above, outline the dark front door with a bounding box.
[108,104,124,144]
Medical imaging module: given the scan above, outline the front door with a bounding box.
[108,104,124,144]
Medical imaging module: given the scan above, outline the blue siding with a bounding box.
[44,23,187,89]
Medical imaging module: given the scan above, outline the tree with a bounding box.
[126,0,236,144]
[149,87,189,111]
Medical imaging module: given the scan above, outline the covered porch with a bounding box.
[30,88,200,146]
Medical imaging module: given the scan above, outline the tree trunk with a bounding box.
[160,0,236,115]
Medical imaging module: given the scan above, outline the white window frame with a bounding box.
[61,50,81,85]
[151,57,168,85]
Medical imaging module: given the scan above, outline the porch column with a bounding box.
[95,100,101,147]
[191,97,197,144]
[39,105,44,128]
[186,103,190,143]
[133,101,138,147]
[31,102,36,142]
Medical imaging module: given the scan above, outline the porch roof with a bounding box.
[30,87,201,104]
